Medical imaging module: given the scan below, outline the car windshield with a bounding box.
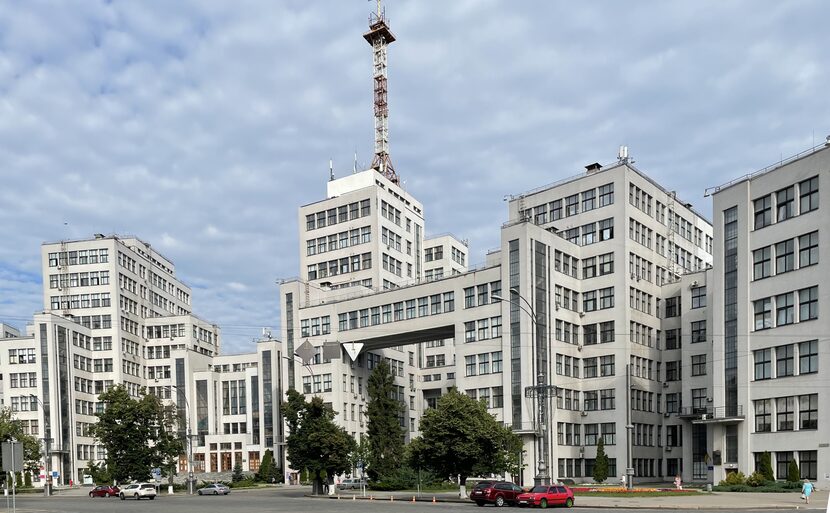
[474,482,492,489]
[530,486,548,493]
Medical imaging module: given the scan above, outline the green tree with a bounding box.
[366,359,404,481]
[256,449,279,483]
[408,389,522,498]
[0,407,42,474]
[91,385,183,483]
[349,437,370,478]
[232,462,244,482]
[593,438,609,483]
[758,451,774,481]
[283,389,356,495]
[85,460,112,485]
[787,459,800,483]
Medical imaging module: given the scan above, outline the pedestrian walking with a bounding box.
[801,479,814,504]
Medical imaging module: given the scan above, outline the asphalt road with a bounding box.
[4,488,827,513]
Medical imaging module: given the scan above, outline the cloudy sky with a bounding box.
[1,1,827,353]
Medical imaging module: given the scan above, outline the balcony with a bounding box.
[677,405,744,424]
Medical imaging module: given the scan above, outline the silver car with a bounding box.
[197,483,230,495]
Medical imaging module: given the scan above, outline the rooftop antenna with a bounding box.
[617,145,630,164]
[364,0,398,184]
[353,150,358,174]
[329,159,334,181]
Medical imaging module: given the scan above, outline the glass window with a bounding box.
[754,298,772,330]
[799,394,818,430]
[775,239,794,274]
[691,286,706,308]
[754,195,771,229]
[798,286,818,321]
[776,344,794,377]
[754,349,771,380]
[754,399,771,432]
[599,183,614,206]
[691,355,706,376]
[799,176,818,214]
[775,292,794,325]
[798,231,818,267]
[691,321,706,343]
[776,186,795,221]
[753,246,771,279]
[799,340,818,374]
[776,396,794,431]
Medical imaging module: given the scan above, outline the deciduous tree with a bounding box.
[0,407,42,474]
[91,385,183,483]
[283,389,356,495]
[408,389,522,498]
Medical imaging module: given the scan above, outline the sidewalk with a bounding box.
[329,488,829,510]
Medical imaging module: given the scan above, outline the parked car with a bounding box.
[336,478,367,490]
[197,483,231,495]
[89,485,119,498]
[516,485,574,508]
[119,483,157,500]
[470,480,524,507]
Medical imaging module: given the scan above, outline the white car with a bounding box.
[119,483,157,500]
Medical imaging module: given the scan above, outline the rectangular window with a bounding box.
[565,194,579,216]
[599,183,614,206]
[799,340,818,374]
[600,356,615,377]
[551,200,562,220]
[464,287,475,308]
[799,176,818,214]
[799,286,818,321]
[598,252,614,274]
[599,287,614,309]
[754,195,771,229]
[600,321,614,343]
[800,451,817,480]
[776,344,794,377]
[799,231,818,267]
[776,186,795,222]
[465,355,476,376]
[583,358,597,378]
[799,394,818,430]
[754,298,772,330]
[582,189,596,211]
[691,286,706,308]
[754,349,772,380]
[754,399,771,432]
[691,355,706,376]
[776,396,794,431]
[775,239,795,274]
[776,292,794,325]
[464,321,476,343]
[753,247,771,279]
[691,321,706,343]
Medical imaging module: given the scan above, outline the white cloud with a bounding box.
[1,0,828,353]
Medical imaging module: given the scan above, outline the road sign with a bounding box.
[342,342,364,361]
[1,442,23,472]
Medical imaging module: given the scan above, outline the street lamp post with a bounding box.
[492,289,555,486]
[160,383,195,495]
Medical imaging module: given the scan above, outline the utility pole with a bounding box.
[625,364,634,490]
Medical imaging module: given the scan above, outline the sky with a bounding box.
[0,0,827,354]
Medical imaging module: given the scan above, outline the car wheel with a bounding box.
[540,498,548,509]
[565,497,574,508]
[198,490,203,495]
[120,494,125,500]
[496,496,505,507]
[134,493,140,500]
[475,501,485,506]
[214,490,219,495]
[149,496,155,500]
[106,493,111,498]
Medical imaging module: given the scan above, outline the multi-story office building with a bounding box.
[280,157,715,485]
[707,142,828,487]
[0,235,283,487]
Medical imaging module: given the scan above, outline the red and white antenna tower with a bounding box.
[363,0,398,184]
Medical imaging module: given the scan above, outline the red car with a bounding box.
[89,485,120,498]
[516,485,574,508]
[470,480,524,507]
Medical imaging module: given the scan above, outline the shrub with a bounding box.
[787,460,800,483]
[593,438,609,483]
[718,471,746,486]
[758,452,774,481]
[232,462,244,483]
[746,471,770,487]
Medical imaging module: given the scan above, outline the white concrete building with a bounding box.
[707,142,829,487]
[280,158,715,486]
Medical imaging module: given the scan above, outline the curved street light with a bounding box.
[156,381,195,495]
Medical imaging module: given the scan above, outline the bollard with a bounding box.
[370,495,374,501]
[432,496,436,503]
[391,495,394,502]
[353,495,356,501]
[412,496,416,503]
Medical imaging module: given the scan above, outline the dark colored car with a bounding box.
[516,485,574,508]
[89,485,120,498]
[470,480,524,507]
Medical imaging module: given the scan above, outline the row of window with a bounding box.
[524,182,615,224]
[754,176,818,230]
[753,340,818,380]
[464,386,504,409]
[753,231,818,280]
[463,282,502,308]
[47,248,110,267]
[754,450,818,481]
[7,348,36,365]
[561,218,615,246]
[50,293,112,310]
[48,271,110,289]
[754,394,818,432]
[306,226,371,256]
[464,351,503,376]
[753,286,818,330]
[629,183,713,253]
[305,199,372,231]
[463,317,503,342]
[663,321,708,349]
[337,293,455,331]
[9,372,37,388]
[307,252,372,281]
